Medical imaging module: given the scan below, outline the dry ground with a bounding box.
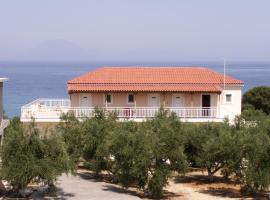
[165,169,265,200]
[26,169,269,200]
[54,169,269,200]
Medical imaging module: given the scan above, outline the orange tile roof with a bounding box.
[68,67,243,93]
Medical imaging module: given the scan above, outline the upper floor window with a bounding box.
[128,94,135,103]
[226,94,232,103]
[105,94,112,103]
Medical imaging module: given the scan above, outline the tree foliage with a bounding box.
[106,109,187,198]
[242,86,270,114]
[5,101,269,198]
[57,106,270,197]
[0,118,71,196]
[59,108,187,198]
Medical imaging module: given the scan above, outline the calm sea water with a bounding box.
[0,61,269,117]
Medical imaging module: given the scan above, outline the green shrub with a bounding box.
[0,118,71,196]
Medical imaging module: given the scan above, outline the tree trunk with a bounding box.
[207,168,214,182]
[0,180,6,195]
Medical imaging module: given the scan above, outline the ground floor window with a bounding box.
[105,94,112,103]
[226,94,232,103]
[128,94,135,103]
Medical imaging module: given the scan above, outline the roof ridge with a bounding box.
[101,66,209,69]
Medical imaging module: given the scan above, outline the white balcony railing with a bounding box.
[21,99,218,122]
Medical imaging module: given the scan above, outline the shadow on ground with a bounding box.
[77,170,182,199]
[77,171,113,184]
[175,174,232,185]
[30,187,75,200]
[53,188,75,200]
[199,187,242,198]
[174,170,268,199]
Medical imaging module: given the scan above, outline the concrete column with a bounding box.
[162,93,166,107]
[191,93,194,107]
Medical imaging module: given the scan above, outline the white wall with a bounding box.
[219,85,242,122]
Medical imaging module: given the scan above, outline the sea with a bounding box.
[0,61,269,117]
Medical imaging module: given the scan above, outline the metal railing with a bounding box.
[21,98,70,109]
[67,107,217,119]
[21,99,217,121]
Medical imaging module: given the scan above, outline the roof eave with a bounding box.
[0,78,8,82]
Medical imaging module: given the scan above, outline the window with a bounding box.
[226,94,232,103]
[128,94,135,103]
[105,94,112,103]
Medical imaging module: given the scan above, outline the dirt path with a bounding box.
[166,180,237,200]
[54,174,243,200]
[54,174,141,200]
[31,170,257,200]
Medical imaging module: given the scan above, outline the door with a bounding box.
[80,95,90,107]
[149,94,160,107]
[172,95,183,107]
[202,94,211,116]
[79,94,91,117]
[172,95,183,117]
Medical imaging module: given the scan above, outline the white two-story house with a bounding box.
[21,67,243,123]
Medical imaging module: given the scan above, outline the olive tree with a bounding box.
[242,86,270,114]
[146,108,187,197]
[0,118,71,197]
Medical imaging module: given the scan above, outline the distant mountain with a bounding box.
[22,39,91,61]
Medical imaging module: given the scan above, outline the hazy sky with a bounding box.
[1,0,270,61]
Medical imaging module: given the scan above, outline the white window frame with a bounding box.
[127,93,135,104]
[104,93,113,105]
[225,93,232,104]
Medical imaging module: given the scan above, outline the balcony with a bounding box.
[21,99,222,123]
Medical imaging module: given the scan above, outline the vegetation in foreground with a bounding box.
[0,118,72,197]
[58,106,270,198]
[242,86,270,115]
[0,86,270,198]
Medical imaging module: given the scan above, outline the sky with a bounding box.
[0,0,270,61]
